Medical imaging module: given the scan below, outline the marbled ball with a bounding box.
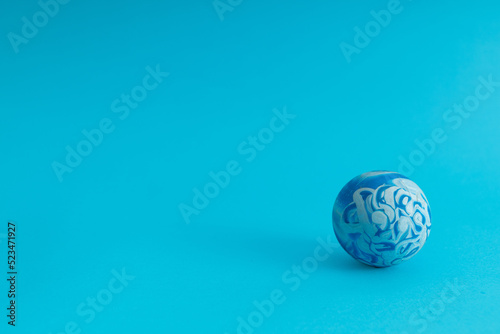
[332,171,431,267]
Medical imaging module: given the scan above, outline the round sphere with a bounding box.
[332,171,431,267]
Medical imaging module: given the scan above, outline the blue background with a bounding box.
[1,0,499,333]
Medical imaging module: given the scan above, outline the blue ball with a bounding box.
[332,171,431,267]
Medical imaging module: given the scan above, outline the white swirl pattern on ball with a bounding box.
[340,178,431,267]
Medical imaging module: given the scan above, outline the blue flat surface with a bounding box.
[1,1,500,333]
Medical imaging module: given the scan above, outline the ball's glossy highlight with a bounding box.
[332,171,431,267]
